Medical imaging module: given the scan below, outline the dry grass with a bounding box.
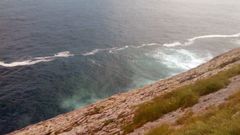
[123,65,240,134]
[146,89,240,135]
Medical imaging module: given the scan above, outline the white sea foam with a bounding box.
[81,32,240,56]
[82,43,161,56]
[132,43,160,48]
[0,51,74,67]
[163,33,240,47]
[82,47,116,55]
[163,42,182,47]
[54,51,74,57]
[82,46,134,56]
[151,49,212,70]
[82,48,118,56]
[82,49,102,56]
[3,32,238,67]
[109,46,129,53]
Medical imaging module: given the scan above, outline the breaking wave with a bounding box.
[0,51,74,67]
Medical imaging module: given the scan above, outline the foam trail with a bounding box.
[109,46,130,53]
[82,46,134,56]
[0,51,74,67]
[113,45,129,51]
[82,43,160,56]
[82,32,240,56]
[82,49,102,56]
[132,43,160,48]
[163,42,182,47]
[164,33,240,47]
[82,47,118,56]
[110,43,160,52]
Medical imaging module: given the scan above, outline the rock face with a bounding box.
[9,48,240,135]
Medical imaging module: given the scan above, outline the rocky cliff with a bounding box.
[9,48,240,135]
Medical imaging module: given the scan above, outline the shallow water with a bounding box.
[0,0,240,134]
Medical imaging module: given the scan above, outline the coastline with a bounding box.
[9,48,240,135]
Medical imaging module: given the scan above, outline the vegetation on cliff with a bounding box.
[146,89,240,135]
[124,64,240,133]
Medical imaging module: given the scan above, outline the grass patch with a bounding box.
[147,124,171,135]
[123,64,240,133]
[146,89,240,135]
[176,110,194,125]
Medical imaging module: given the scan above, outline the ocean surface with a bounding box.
[0,0,240,134]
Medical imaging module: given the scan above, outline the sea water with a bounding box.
[0,0,240,133]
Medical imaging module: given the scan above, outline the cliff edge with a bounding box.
[9,48,240,135]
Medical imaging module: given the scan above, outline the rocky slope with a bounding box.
[130,75,240,135]
[9,48,240,135]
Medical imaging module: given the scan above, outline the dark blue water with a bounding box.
[0,0,240,134]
